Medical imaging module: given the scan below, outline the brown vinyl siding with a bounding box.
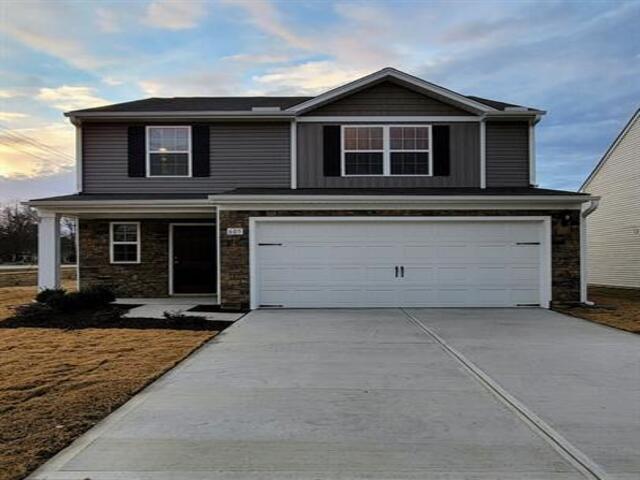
[296,122,480,188]
[303,81,470,116]
[485,121,530,187]
[82,122,290,194]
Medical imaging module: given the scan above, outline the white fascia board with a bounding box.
[66,111,295,122]
[287,68,494,115]
[215,201,585,211]
[484,110,545,117]
[26,199,212,207]
[298,116,482,123]
[209,194,592,203]
[210,195,592,211]
[25,199,216,216]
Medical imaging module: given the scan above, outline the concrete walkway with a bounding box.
[31,309,638,479]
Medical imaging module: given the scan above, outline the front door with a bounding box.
[171,224,216,294]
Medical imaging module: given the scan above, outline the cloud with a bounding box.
[138,68,243,96]
[0,123,75,179]
[0,90,18,99]
[0,112,28,122]
[252,61,371,95]
[0,2,111,70]
[222,53,290,64]
[221,0,311,49]
[144,0,208,30]
[102,77,124,86]
[96,8,120,33]
[37,86,110,111]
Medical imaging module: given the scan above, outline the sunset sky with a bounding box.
[0,0,638,202]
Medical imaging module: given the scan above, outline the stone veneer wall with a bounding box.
[219,210,581,309]
[78,219,213,297]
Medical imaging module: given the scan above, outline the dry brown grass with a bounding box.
[0,327,215,480]
[0,280,76,320]
[555,286,640,333]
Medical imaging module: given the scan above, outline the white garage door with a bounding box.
[252,218,548,308]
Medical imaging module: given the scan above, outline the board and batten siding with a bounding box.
[303,81,470,116]
[82,122,290,193]
[584,115,640,288]
[296,122,480,188]
[485,121,530,187]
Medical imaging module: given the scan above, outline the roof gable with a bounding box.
[300,79,472,116]
[289,67,495,115]
[581,108,640,191]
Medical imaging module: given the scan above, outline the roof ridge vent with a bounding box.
[251,106,281,112]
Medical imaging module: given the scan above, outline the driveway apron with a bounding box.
[31,308,604,479]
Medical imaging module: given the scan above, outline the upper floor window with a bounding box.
[342,125,432,176]
[146,126,191,177]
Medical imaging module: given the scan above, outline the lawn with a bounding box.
[0,284,217,480]
[0,280,76,321]
[554,286,640,333]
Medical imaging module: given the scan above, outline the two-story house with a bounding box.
[29,68,596,310]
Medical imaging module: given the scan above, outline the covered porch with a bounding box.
[28,194,218,301]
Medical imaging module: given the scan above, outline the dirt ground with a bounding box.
[0,280,76,320]
[555,286,640,333]
[0,327,215,480]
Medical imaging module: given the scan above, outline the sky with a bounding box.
[0,0,638,203]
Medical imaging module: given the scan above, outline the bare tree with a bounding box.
[0,204,38,263]
[61,216,77,264]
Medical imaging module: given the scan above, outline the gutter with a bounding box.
[581,198,600,218]
[209,194,592,205]
[66,111,296,124]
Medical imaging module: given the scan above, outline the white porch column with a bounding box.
[37,211,61,290]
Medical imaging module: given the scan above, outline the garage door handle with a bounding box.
[395,266,399,278]
[400,266,404,278]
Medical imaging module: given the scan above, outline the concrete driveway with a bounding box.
[32,308,638,480]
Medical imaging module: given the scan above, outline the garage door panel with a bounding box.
[254,220,545,308]
[402,265,435,282]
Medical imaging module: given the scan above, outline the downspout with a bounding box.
[580,198,600,305]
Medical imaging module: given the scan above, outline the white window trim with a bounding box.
[340,125,433,177]
[146,126,192,178]
[109,221,141,264]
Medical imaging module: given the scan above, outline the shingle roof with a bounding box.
[69,96,313,114]
[29,187,587,204]
[465,96,537,112]
[68,94,534,115]
[220,187,587,196]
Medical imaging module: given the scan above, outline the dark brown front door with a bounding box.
[171,225,216,294]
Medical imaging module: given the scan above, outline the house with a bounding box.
[29,68,596,310]
[580,108,640,289]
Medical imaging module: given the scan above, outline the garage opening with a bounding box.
[250,217,550,309]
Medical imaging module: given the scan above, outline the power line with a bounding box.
[0,124,75,162]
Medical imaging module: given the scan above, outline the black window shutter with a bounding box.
[323,125,341,177]
[432,125,450,176]
[127,126,146,177]
[192,124,210,177]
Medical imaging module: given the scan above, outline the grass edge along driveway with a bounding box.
[0,326,215,480]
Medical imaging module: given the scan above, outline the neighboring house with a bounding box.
[580,108,640,289]
[29,68,596,309]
